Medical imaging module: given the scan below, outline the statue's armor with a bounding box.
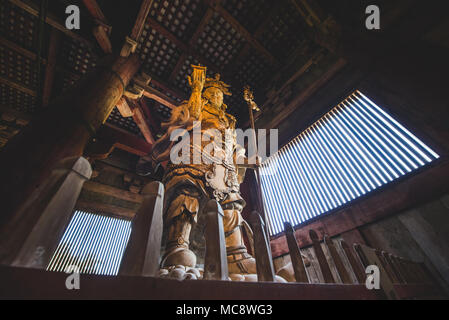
[148,69,256,275]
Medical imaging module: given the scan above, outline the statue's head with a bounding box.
[203,74,231,110]
[203,86,223,109]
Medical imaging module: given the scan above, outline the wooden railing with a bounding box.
[118,181,446,299]
[1,176,445,300]
[281,221,446,299]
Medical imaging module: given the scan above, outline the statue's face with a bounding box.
[204,87,223,109]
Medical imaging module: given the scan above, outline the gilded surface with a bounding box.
[149,65,256,275]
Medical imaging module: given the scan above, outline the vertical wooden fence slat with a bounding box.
[250,211,275,282]
[284,222,308,283]
[309,230,335,283]
[375,249,398,283]
[384,252,405,284]
[324,235,352,284]
[340,240,365,284]
[10,157,92,269]
[119,181,164,277]
[203,200,228,281]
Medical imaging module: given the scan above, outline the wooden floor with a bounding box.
[0,266,381,300]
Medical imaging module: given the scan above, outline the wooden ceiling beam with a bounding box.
[75,200,136,219]
[121,0,154,57]
[150,78,186,101]
[82,0,109,26]
[42,29,61,107]
[140,98,161,133]
[126,98,156,144]
[82,0,112,54]
[8,0,95,48]
[0,36,41,62]
[264,58,346,130]
[0,75,37,97]
[169,6,215,83]
[100,123,153,156]
[146,17,222,74]
[133,78,180,110]
[83,181,144,204]
[225,1,284,78]
[131,0,154,40]
[168,53,187,84]
[204,0,278,66]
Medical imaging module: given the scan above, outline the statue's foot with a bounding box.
[161,246,197,269]
[229,273,287,283]
[227,252,257,275]
[158,265,203,280]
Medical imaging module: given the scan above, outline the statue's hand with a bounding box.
[188,68,206,93]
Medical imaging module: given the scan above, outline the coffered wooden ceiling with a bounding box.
[3,0,411,152]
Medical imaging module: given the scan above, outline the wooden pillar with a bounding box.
[0,54,141,246]
[119,181,164,277]
[7,157,92,268]
[203,200,228,281]
[284,222,308,283]
[250,211,275,282]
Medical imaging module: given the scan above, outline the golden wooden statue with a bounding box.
[149,65,256,276]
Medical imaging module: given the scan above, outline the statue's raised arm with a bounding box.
[187,65,207,120]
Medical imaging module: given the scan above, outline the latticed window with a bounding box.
[47,211,131,276]
[260,90,440,236]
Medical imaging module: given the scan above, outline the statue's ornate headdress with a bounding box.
[204,74,232,96]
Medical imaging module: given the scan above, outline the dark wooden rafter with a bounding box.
[121,0,154,57]
[169,6,215,83]
[145,17,221,73]
[135,80,179,110]
[127,98,156,144]
[83,181,144,204]
[151,78,186,102]
[264,58,346,130]
[225,1,284,78]
[0,35,81,97]
[8,0,95,48]
[82,0,112,54]
[140,98,161,132]
[130,0,154,40]
[82,0,110,28]
[203,0,278,66]
[289,0,324,27]
[99,123,153,156]
[42,29,61,107]
[168,53,187,83]
[0,75,37,98]
[114,97,156,144]
[75,200,136,219]
[143,17,250,102]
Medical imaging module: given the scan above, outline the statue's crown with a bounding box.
[205,73,232,96]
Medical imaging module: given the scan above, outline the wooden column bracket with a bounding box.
[324,235,352,284]
[250,211,275,282]
[309,230,335,283]
[121,36,139,57]
[203,200,228,281]
[119,181,164,277]
[7,157,92,268]
[284,222,308,283]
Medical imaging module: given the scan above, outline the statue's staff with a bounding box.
[243,86,271,239]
